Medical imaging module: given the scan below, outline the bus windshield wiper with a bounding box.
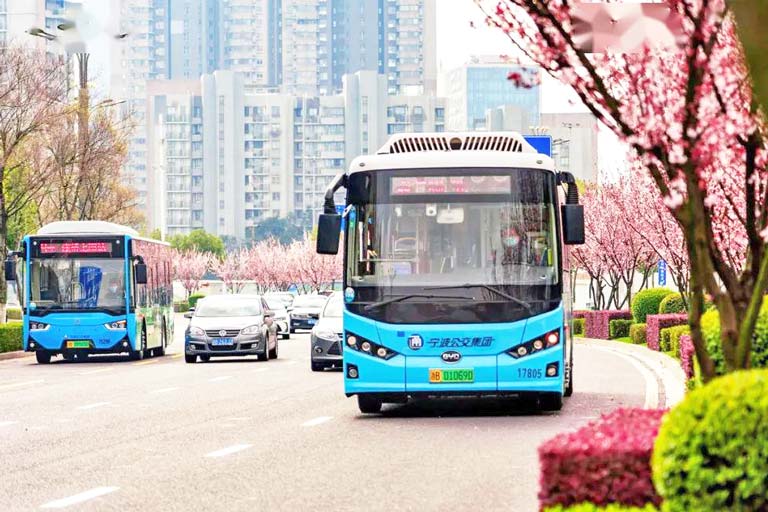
[363,294,474,311]
[425,284,532,313]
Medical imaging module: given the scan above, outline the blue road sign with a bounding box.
[658,260,667,286]
[524,135,553,157]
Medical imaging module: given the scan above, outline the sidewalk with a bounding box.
[577,337,687,408]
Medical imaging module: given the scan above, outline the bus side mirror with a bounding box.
[562,205,585,245]
[135,263,148,284]
[4,259,15,282]
[317,214,341,255]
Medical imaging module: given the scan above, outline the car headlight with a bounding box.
[30,321,50,331]
[188,326,205,337]
[314,329,339,341]
[104,320,127,330]
[241,325,261,336]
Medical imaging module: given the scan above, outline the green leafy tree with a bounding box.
[4,169,39,250]
[149,229,162,241]
[169,229,225,258]
[249,214,309,245]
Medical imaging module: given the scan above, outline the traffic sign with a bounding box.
[658,260,667,286]
[524,135,553,157]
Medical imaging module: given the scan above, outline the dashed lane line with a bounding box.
[133,359,159,366]
[76,402,111,411]
[204,444,253,458]
[40,487,119,509]
[301,416,333,427]
[0,421,18,427]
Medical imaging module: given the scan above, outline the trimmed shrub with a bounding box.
[0,322,22,353]
[653,370,768,512]
[539,408,665,510]
[645,314,687,351]
[658,293,685,314]
[585,310,632,339]
[609,319,633,339]
[573,310,590,319]
[545,505,659,512]
[629,323,647,345]
[188,293,206,308]
[573,318,585,337]
[174,301,190,313]
[678,334,695,378]
[700,300,768,374]
[666,325,689,357]
[6,307,21,321]
[631,288,674,323]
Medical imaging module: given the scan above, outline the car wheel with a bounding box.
[311,361,325,372]
[281,332,290,340]
[185,354,197,364]
[290,327,295,334]
[199,355,211,363]
[35,351,52,364]
[269,339,278,359]
[357,395,382,414]
[539,392,563,412]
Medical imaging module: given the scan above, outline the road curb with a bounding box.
[576,337,687,409]
[0,350,30,361]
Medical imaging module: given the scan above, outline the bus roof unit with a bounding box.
[377,132,536,155]
[36,221,140,237]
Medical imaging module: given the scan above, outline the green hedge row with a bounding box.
[701,301,768,374]
[609,319,633,339]
[544,504,658,512]
[0,322,22,353]
[188,293,206,308]
[573,318,585,337]
[174,301,190,313]
[660,325,690,355]
[629,323,647,345]
[632,288,675,323]
[658,293,685,314]
[6,307,21,321]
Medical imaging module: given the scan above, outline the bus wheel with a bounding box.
[35,351,51,364]
[357,395,382,414]
[156,319,167,357]
[539,392,563,412]
[141,326,152,358]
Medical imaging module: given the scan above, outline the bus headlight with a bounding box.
[507,328,561,359]
[104,320,127,330]
[344,332,398,360]
[30,322,50,331]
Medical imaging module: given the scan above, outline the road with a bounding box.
[0,316,648,511]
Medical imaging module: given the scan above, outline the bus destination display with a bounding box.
[391,176,511,196]
[39,242,113,255]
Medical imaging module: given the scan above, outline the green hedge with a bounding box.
[658,293,686,314]
[174,301,190,313]
[544,504,658,512]
[653,370,768,511]
[573,318,585,337]
[188,293,206,308]
[629,323,647,345]
[659,325,690,356]
[0,322,22,353]
[631,288,674,323]
[6,307,21,321]
[609,319,633,339]
[701,301,768,374]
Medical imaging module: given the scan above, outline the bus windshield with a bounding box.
[29,258,126,314]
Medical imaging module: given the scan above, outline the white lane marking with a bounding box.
[590,346,659,408]
[151,387,180,394]
[301,416,333,427]
[282,360,297,366]
[0,379,44,391]
[204,444,253,458]
[208,376,232,382]
[0,421,18,427]
[77,402,111,411]
[78,368,112,375]
[40,486,119,509]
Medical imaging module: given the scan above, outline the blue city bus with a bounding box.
[316,132,585,413]
[4,221,174,364]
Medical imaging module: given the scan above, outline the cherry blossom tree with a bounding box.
[481,1,768,379]
[212,249,250,293]
[289,235,342,293]
[173,250,211,298]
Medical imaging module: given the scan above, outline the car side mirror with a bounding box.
[316,214,341,255]
[562,204,585,245]
[135,262,148,284]
[4,259,16,282]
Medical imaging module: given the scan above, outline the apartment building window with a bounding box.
[271,106,280,117]
[272,192,280,201]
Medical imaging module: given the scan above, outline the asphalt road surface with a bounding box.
[0,316,647,511]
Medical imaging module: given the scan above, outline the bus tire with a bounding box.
[564,340,574,397]
[156,319,167,357]
[185,354,197,363]
[141,325,152,358]
[539,392,563,412]
[35,351,51,364]
[357,395,382,414]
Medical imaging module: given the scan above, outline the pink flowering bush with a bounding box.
[646,314,688,351]
[585,310,632,340]
[679,334,695,379]
[573,310,589,319]
[538,408,666,510]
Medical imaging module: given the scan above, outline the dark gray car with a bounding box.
[184,295,278,363]
[310,292,343,371]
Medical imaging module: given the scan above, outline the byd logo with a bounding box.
[441,351,461,363]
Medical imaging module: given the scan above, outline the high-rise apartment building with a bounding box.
[0,0,68,48]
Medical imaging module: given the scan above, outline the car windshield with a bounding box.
[195,299,261,317]
[322,295,343,317]
[265,298,286,311]
[292,295,328,308]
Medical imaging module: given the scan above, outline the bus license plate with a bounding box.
[66,340,90,349]
[429,368,474,383]
[212,338,234,346]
